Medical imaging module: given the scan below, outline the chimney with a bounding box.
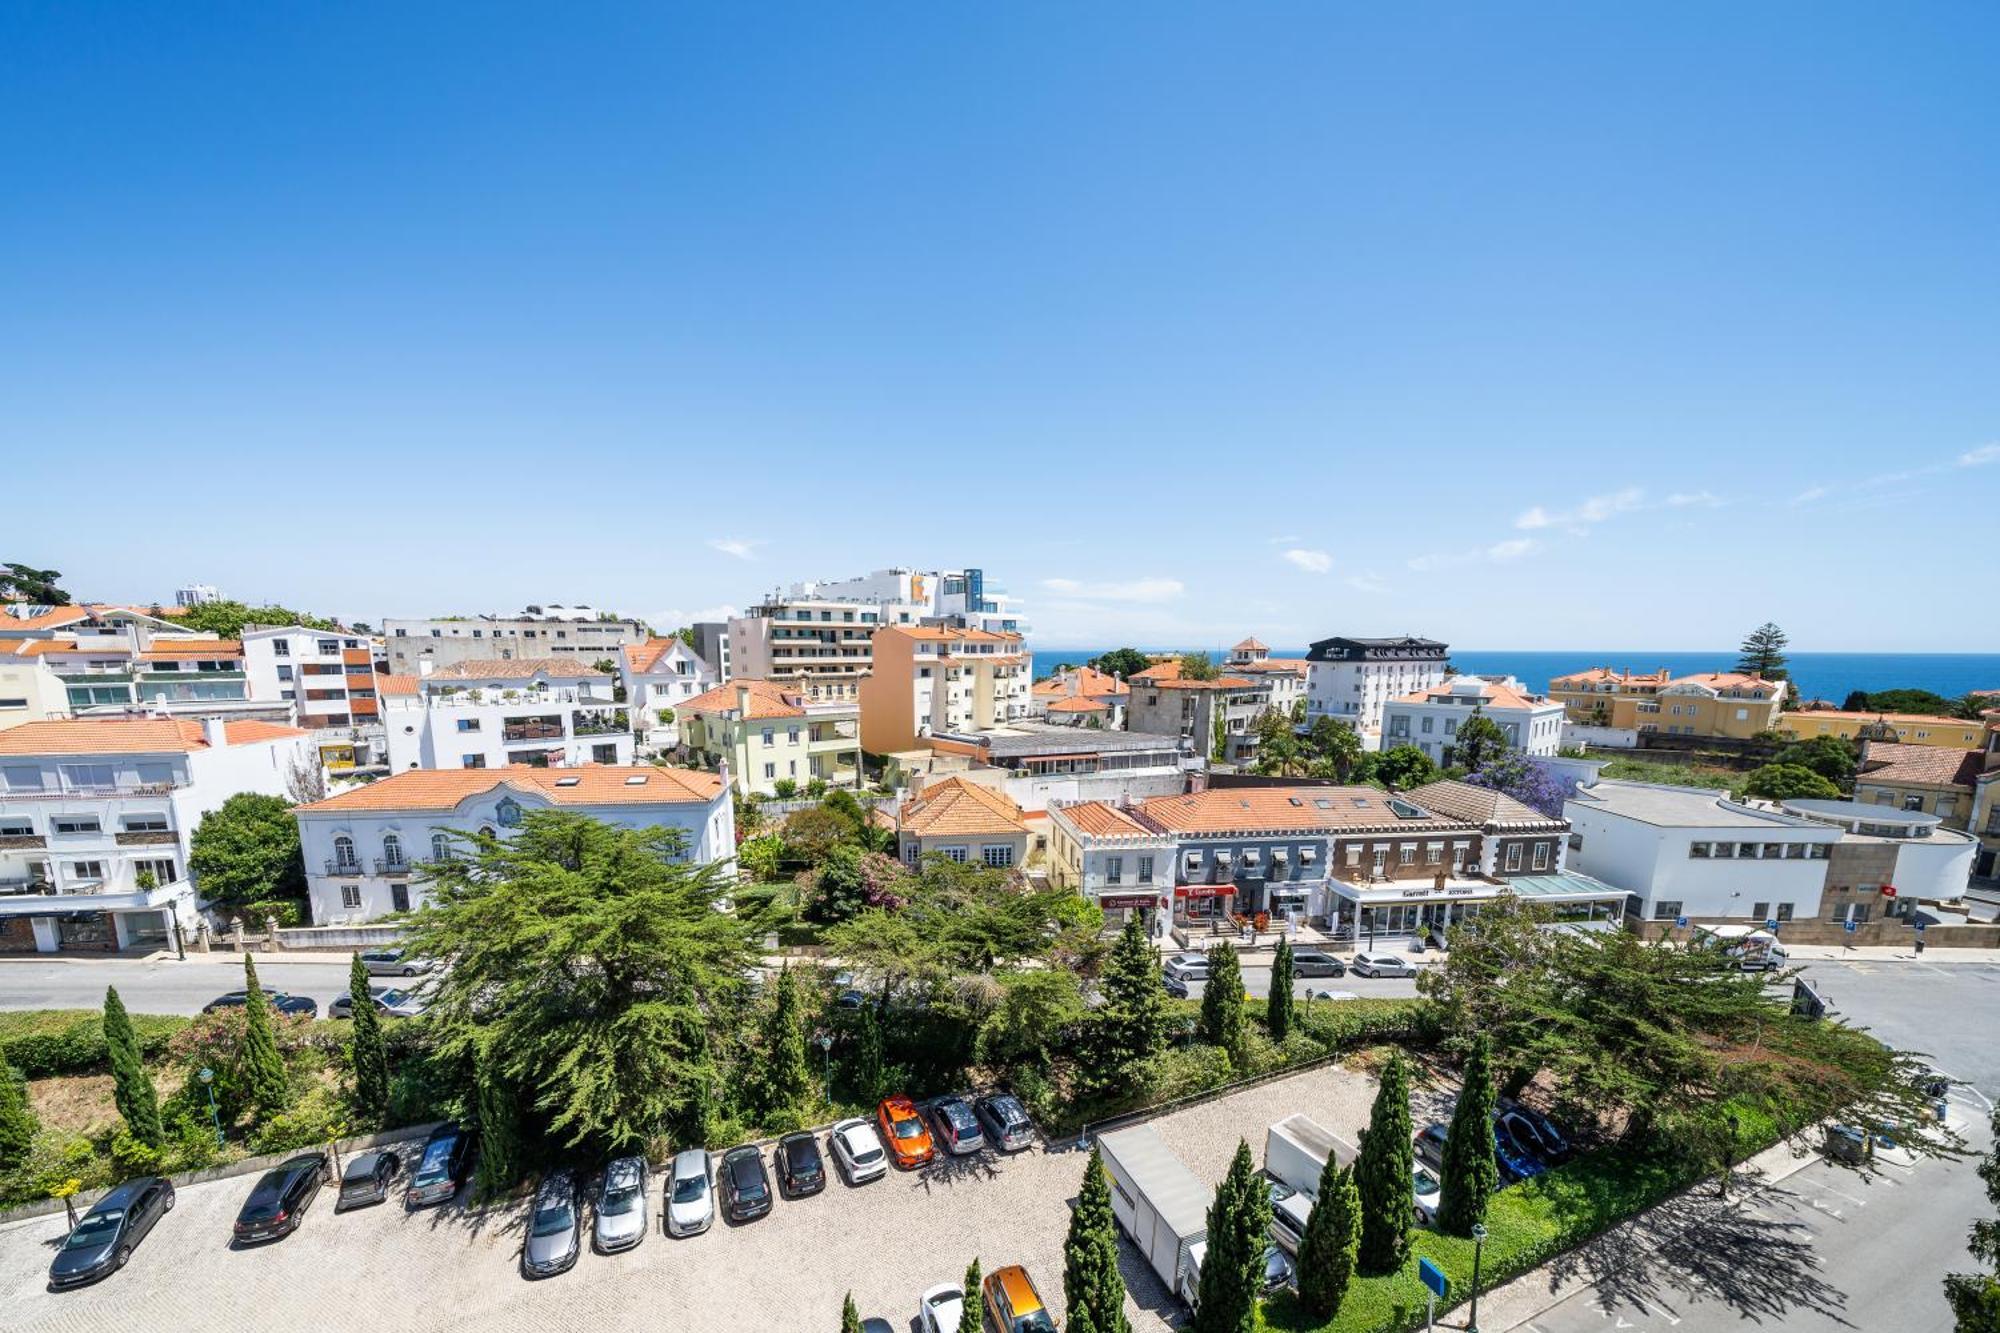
[203,717,228,749]
[735,684,752,717]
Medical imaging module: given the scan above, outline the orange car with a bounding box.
[982,1265,1057,1333]
[875,1095,935,1169]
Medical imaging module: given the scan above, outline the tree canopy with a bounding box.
[0,562,70,605]
[1374,745,1439,790]
[1736,622,1791,680]
[1449,710,1510,772]
[1774,735,1857,786]
[1944,1104,2000,1330]
[174,599,338,639]
[1741,763,1841,801]
[1178,651,1222,682]
[1465,754,1573,818]
[187,793,308,907]
[1087,647,1153,680]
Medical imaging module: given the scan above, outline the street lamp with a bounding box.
[198,1067,223,1148]
[816,1034,833,1107]
[1467,1222,1488,1333]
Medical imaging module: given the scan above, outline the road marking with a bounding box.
[1817,1180,1871,1207]
[1629,1295,1681,1325]
[1809,1199,1845,1220]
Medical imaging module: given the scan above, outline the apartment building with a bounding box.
[1548,667,1783,739]
[1546,667,1674,727]
[804,566,1028,636]
[677,679,861,797]
[11,635,249,714]
[241,626,387,773]
[1303,636,1450,750]
[1047,799,1176,940]
[1853,741,1984,831]
[856,625,1031,754]
[921,724,1192,813]
[1973,717,2000,883]
[1381,675,1565,763]
[894,776,1032,870]
[1223,639,1309,716]
[727,596,894,702]
[382,607,645,675]
[384,659,633,773]
[689,622,731,681]
[1030,665,1128,727]
[1779,710,1987,750]
[619,636,717,751]
[294,765,733,924]
[0,718,313,953]
[1124,660,1273,765]
[0,646,67,731]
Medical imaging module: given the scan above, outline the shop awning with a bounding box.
[1174,884,1236,900]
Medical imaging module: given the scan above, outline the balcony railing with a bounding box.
[114,830,178,846]
[1,782,184,800]
[0,877,55,896]
[325,859,364,877]
[571,710,631,736]
[502,721,565,742]
[375,857,411,876]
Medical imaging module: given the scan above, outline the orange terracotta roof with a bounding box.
[426,657,611,681]
[1390,677,1552,711]
[0,604,190,633]
[1046,696,1111,713]
[295,764,723,813]
[1033,666,1131,699]
[678,678,806,720]
[899,776,1029,837]
[1786,710,1982,731]
[139,640,242,661]
[1548,666,1672,688]
[1664,672,1775,694]
[376,673,420,697]
[1056,801,1156,837]
[0,718,306,755]
[1232,637,1268,652]
[1134,785,1474,835]
[1155,674,1257,691]
[1857,743,1983,789]
[1131,661,1183,683]
[1235,658,1308,678]
[8,639,111,657]
[624,637,688,673]
[890,625,1024,644]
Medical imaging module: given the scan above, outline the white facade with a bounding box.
[385,670,634,774]
[0,652,66,731]
[1381,676,1566,763]
[618,638,717,751]
[1303,636,1450,751]
[381,609,645,675]
[1563,780,1841,923]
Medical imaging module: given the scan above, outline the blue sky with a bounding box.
[4,3,1995,650]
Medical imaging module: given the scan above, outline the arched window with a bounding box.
[333,835,356,871]
[431,833,451,863]
[382,834,404,869]
[479,826,496,840]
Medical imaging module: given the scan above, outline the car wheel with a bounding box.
[164,1190,175,1211]
[115,1245,131,1270]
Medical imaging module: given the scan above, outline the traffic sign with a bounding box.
[1843,918,1858,934]
[1915,920,1927,933]
[1675,915,1689,929]
[1419,1257,1449,1300]
[1765,918,1779,932]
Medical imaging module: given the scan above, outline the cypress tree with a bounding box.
[1437,1034,1500,1237]
[840,1292,861,1333]
[1198,942,1246,1065]
[0,1052,38,1171]
[958,1258,981,1333]
[1098,914,1167,1074]
[1063,1148,1130,1333]
[237,956,289,1115]
[853,1003,885,1104]
[1296,1160,1360,1319]
[1267,936,1296,1044]
[1354,1053,1415,1274]
[102,986,163,1146]
[1192,1140,1270,1333]
[474,1048,525,1196]
[759,965,814,1116]
[347,952,391,1121]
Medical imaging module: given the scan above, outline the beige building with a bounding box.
[0,646,67,731]
[857,625,1030,754]
[894,776,1031,870]
[1548,668,1783,739]
[1779,710,1987,750]
[1124,659,1273,765]
[678,678,861,797]
[1222,639,1309,716]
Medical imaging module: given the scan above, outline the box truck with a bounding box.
[1264,1113,1358,1199]
[1096,1125,1209,1306]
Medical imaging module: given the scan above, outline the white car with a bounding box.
[1164,952,1212,981]
[665,1149,713,1237]
[1411,1164,1442,1226]
[829,1117,889,1184]
[918,1282,964,1333]
[1350,951,1416,978]
[359,949,432,977]
[1305,988,1360,1003]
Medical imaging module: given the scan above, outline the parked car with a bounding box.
[974,1093,1036,1152]
[522,1170,582,1278]
[930,1096,986,1155]
[1291,950,1346,977]
[1491,1119,1547,1183]
[919,1281,965,1333]
[877,1094,936,1169]
[860,1321,895,1333]
[1349,951,1416,978]
[718,1145,773,1223]
[406,1123,476,1208]
[1164,953,1211,982]
[1825,1124,1873,1165]
[328,987,427,1020]
[1411,1164,1442,1226]
[829,1117,889,1184]
[774,1131,826,1198]
[982,1264,1058,1333]
[360,948,432,977]
[666,1149,714,1236]
[203,990,318,1018]
[1498,1106,1572,1165]
[335,1149,401,1211]
[233,1153,329,1244]
[48,1176,174,1288]
[593,1155,648,1253]
[1162,973,1192,998]
[1412,1123,1449,1174]
[1305,988,1360,1002]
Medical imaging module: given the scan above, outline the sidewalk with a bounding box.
[0,949,355,967]
[1783,942,1993,963]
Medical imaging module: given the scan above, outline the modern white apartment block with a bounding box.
[800,566,1028,636]
[382,606,645,675]
[294,765,733,924]
[1381,675,1565,763]
[727,595,903,702]
[9,627,249,714]
[856,625,1032,753]
[1304,635,1450,750]
[384,659,633,773]
[241,626,388,773]
[174,584,222,607]
[619,636,717,751]
[0,718,313,953]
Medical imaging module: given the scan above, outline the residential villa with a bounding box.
[1548,667,1785,740]
[1381,675,1565,763]
[676,678,861,797]
[1029,665,1129,727]
[1123,660,1273,765]
[894,775,1031,871]
[618,635,718,752]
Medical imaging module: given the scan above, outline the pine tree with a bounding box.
[103,986,163,1146]
[1354,1052,1415,1274]
[1267,936,1296,1044]
[1296,1160,1361,1319]
[840,1291,862,1333]
[1192,1140,1271,1333]
[1198,942,1246,1065]
[758,965,814,1116]
[0,1052,38,1172]
[1063,1148,1130,1333]
[347,952,391,1121]
[474,1047,526,1197]
[1736,622,1791,680]
[237,956,289,1115]
[1437,1034,1500,1237]
[958,1258,982,1333]
[1098,915,1167,1074]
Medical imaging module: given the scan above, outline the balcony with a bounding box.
[501,719,565,742]
[1,782,184,800]
[571,709,631,737]
[375,857,411,877]
[0,834,47,850]
[114,830,178,847]
[0,877,54,896]
[325,859,365,878]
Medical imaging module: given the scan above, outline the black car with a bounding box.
[48,1176,174,1288]
[774,1132,826,1198]
[1163,974,1191,999]
[203,990,319,1019]
[1291,950,1346,978]
[1498,1104,1573,1165]
[406,1123,477,1207]
[335,1149,402,1211]
[522,1169,583,1278]
[233,1153,329,1244]
[718,1145,773,1223]
[974,1093,1036,1153]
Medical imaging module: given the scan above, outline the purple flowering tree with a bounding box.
[1465,754,1574,819]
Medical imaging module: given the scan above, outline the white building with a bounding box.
[381,607,646,676]
[618,636,717,751]
[385,659,633,773]
[1381,675,1566,763]
[1563,780,1841,926]
[1778,798,1980,919]
[0,718,314,953]
[242,626,388,774]
[0,645,69,731]
[175,585,222,607]
[294,765,734,924]
[1223,639,1309,718]
[801,566,1028,636]
[1047,799,1177,940]
[1303,636,1450,750]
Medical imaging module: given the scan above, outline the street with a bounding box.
[1182,963,1422,1002]
[0,957,360,1017]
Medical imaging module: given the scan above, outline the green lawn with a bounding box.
[1597,757,1742,793]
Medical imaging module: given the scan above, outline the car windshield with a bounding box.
[891,1116,923,1140]
[530,1201,574,1237]
[379,990,408,1006]
[1268,1179,1295,1202]
[414,1138,456,1182]
[849,1139,884,1163]
[63,1211,123,1248]
[1413,1168,1440,1193]
[239,1188,285,1221]
[672,1173,707,1204]
[787,1142,821,1171]
[601,1183,641,1215]
[1013,1313,1058,1333]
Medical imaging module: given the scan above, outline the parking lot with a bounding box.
[0,1060,1405,1333]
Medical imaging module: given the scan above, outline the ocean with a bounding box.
[1031,649,2000,706]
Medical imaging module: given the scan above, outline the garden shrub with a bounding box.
[0,1010,189,1078]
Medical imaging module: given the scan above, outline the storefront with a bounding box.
[1329,869,1632,948]
[1173,882,1235,925]
[1098,892,1167,941]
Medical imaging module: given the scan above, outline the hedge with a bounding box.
[0,1009,192,1078]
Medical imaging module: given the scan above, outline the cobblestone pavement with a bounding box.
[0,1062,1388,1333]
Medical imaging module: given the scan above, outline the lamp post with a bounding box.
[198,1067,223,1148]
[1467,1222,1488,1333]
[816,1034,833,1107]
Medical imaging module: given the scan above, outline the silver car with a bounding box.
[665,1150,713,1237]
[521,1170,580,1279]
[360,949,432,977]
[593,1156,648,1253]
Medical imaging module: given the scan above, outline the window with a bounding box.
[333,835,358,869]
[1652,900,1684,921]
[71,861,105,880]
[1421,716,1434,734]
[1776,903,1794,921]
[61,763,116,790]
[1689,841,1710,859]
[316,639,340,654]
[763,763,776,779]
[272,640,291,656]
[0,818,31,836]
[1939,797,1957,820]
[761,729,774,747]
[1531,842,1550,870]
[431,833,452,863]
[1504,843,1523,872]
[594,744,619,764]
[1105,856,1123,884]
[382,835,404,868]
[121,814,169,832]
[1425,842,1444,865]
[2,765,44,792]
[1736,843,1758,859]
[456,718,481,732]
[341,884,363,910]
[139,858,177,882]
[462,754,487,769]
[276,664,294,682]
[1398,843,1417,865]
[1138,855,1154,882]
[943,847,969,863]
[1712,842,1734,859]
[53,817,102,835]
[1751,901,1769,922]
[1810,844,1831,860]
[1902,794,1924,812]
[982,845,1014,868]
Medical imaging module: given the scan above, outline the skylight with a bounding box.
[554,776,581,787]
[625,775,648,785]
[1315,798,1334,809]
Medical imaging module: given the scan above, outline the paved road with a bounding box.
[0,958,360,1016]
[1188,964,1422,1002]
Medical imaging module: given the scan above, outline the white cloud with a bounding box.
[706,537,763,560]
[1960,443,2000,467]
[1665,490,1723,508]
[1407,538,1537,573]
[1344,572,1389,595]
[1282,548,1332,574]
[1040,576,1185,604]
[1487,538,1535,561]
[1788,486,1829,506]
[651,604,738,628]
[1264,534,1301,546]
[1515,487,1644,532]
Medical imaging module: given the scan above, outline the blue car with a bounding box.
[1491,1119,1547,1183]
[1498,1106,1572,1166]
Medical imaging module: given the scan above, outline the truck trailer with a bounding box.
[1096,1125,1209,1306]
[1264,1113,1358,1199]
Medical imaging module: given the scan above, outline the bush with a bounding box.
[109,1129,164,1177]
[0,1010,189,1078]
[237,898,307,928]
[250,1085,350,1155]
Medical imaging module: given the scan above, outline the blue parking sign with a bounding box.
[1915,920,1927,933]
[1419,1257,1449,1300]
[1675,915,1689,929]
[1843,918,1858,934]
[1765,918,1778,932]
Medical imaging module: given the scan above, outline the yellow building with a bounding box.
[856,625,1030,755]
[1779,710,1987,750]
[1547,667,1675,728]
[1548,667,1782,738]
[678,678,861,797]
